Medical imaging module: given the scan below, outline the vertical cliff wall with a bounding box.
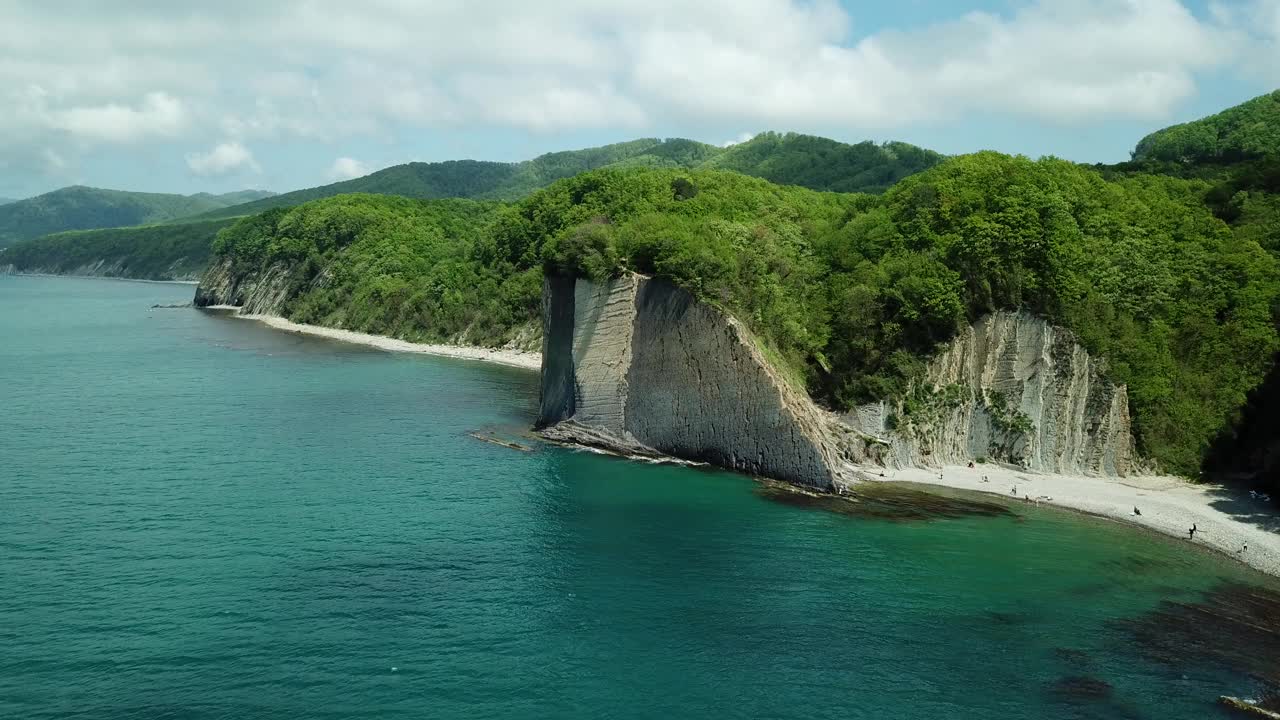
[537,274,850,490]
[192,257,301,315]
[541,275,1137,488]
[842,313,1134,476]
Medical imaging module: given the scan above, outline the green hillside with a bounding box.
[1132,90,1280,164]
[0,186,273,248]
[1,218,233,280]
[184,135,943,222]
[210,156,1279,477]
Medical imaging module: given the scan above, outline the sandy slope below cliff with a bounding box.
[204,307,540,370]
[869,464,1280,577]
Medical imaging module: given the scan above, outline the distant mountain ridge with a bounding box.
[0,186,275,248]
[182,133,945,222]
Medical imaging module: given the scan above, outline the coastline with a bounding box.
[203,306,541,371]
[869,464,1280,578]
[2,270,199,285]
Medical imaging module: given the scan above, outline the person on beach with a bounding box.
[1188,523,1198,540]
[1011,486,1017,496]
[1133,506,1141,516]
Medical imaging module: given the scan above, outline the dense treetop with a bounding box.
[211,156,1279,476]
[0,186,273,248]
[1132,90,1280,164]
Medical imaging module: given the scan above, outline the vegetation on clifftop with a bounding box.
[212,154,1280,475]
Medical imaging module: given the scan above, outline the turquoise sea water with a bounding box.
[1,274,1276,719]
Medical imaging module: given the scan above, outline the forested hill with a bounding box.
[205,156,1280,478]
[0,198,15,206]
[0,187,274,248]
[183,134,945,222]
[1132,90,1280,165]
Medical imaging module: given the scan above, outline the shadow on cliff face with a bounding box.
[1203,350,1280,508]
[1113,581,1280,688]
[754,481,1014,522]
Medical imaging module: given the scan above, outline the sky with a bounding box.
[1,0,1278,200]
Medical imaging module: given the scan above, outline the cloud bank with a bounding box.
[0,0,1275,183]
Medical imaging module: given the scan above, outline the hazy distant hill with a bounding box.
[0,186,275,248]
[184,134,945,222]
[0,197,16,206]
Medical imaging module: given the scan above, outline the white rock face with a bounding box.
[843,313,1134,476]
[538,274,849,489]
[541,276,1136,488]
[193,257,297,315]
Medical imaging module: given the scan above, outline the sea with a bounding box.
[2,274,1276,719]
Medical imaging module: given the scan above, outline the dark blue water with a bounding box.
[1,274,1274,719]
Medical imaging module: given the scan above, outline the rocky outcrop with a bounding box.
[193,257,299,314]
[842,313,1134,476]
[538,273,850,490]
[540,274,1137,488]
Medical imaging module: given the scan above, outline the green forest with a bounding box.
[2,219,233,280]
[212,141,1280,478]
[0,187,272,248]
[2,133,941,276]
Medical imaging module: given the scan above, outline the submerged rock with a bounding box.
[1118,582,1280,686]
[1047,675,1114,701]
[754,480,1013,522]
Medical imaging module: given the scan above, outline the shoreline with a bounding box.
[868,464,1280,578]
[202,306,541,371]
[2,270,199,285]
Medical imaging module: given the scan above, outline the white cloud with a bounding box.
[721,132,758,147]
[327,156,369,181]
[186,141,260,176]
[0,0,1269,183]
[49,91,187,142]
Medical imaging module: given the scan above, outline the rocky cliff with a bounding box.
[193,257,301,314]
[538,273,851,490]
[841,313,1134,476]
[539,274,1137,488]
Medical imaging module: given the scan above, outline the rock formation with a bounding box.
[842,313,1133,476]
[539,273,1137,489]
[193,257,299,314]
[538,273,850,490]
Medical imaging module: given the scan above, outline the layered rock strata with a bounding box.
[538,273,850,490]
[842,313,1133,476]
[539,273,1136,488]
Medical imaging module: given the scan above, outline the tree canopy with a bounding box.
[1132,90,1280,164]
[213,156,1280,477]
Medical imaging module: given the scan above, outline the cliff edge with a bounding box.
[538,273,1136,489]
[538,273,851,490]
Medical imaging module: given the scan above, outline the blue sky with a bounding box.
[1,0,1277,199]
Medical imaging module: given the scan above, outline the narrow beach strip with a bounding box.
[874,464,1280,578]
[204,307,541,371]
